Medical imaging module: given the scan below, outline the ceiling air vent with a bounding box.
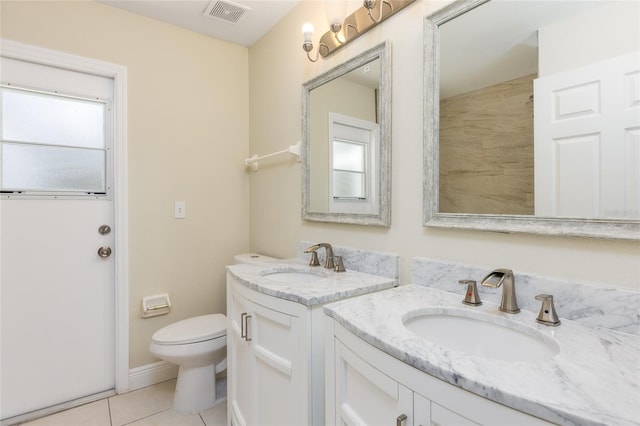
[203,0,250,24]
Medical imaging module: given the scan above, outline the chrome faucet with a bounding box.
[480,269,520,313]
[304,243,335,269]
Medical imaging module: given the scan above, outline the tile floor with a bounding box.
[20,380,227,426]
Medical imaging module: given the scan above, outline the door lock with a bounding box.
[98,225,111,235]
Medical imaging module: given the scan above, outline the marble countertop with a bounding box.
[324,285,640,426]
[226,258,398,306]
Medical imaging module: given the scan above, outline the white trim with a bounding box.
[128,361,179,392]
[0,39,130,392]
[0,390,116,426]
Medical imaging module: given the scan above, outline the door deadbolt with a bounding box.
[97,246,112,258]
[98,225,111,235]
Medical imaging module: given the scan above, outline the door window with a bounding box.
[0,85,109,196]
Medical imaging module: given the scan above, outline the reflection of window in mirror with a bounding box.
[333,140,366,198]
[328,113,378,214]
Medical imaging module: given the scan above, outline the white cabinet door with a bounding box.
[250,298,302,425]
[227,286,253,426]
[413,393,431,426]
[335,339,413,426]
[227,278,304,426]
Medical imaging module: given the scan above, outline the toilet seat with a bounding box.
[152,314,226,345]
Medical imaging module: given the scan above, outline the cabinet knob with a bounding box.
[396,413,407,426]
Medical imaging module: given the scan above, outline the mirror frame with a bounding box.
[302,42,391,227]
[423,0,640,240]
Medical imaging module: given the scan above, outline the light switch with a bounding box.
[174,201,186,219]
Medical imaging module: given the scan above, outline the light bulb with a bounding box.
[302,22,314,43]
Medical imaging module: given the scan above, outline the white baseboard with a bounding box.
[128,361,178,392]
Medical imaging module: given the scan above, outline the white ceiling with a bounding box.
[98,0,300,47]
[440,1,604,98]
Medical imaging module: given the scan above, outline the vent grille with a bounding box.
[203,0,250,24]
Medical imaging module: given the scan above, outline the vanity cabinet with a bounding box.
[325,318,552,426]
[227,274,325,426]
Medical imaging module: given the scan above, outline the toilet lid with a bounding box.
[152,314,227,345]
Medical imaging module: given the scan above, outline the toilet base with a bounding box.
[173,363,221,413]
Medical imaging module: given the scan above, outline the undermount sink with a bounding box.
[403,308,559,362]
[261,267,326,283]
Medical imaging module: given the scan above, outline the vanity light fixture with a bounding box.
[302,23,329,62]
[326,0,347,44]
[302,0,414,62]
[363,0,392,23]
[330,21,345,44]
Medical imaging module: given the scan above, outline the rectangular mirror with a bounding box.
[303,42,391,226]
[424,0,640,239]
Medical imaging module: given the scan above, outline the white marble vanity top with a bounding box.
[226,258,397,306]
[324,285,640,426]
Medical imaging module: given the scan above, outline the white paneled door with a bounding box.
[0,53,117,421]
[534,51,640,219]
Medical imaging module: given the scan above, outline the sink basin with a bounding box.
[403,308,559,362]
[261,268,326,283]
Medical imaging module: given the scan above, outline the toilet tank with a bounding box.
[233,253,278,264]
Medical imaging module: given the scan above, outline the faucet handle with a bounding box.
[458,280,482,306]
[308,251,320,266]
[535,294,561,326]
[334,256,346,272]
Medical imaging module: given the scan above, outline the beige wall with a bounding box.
[249,0,639,290]
[1,1,251,368]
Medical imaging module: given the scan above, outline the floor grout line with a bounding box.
[107,396,113,426]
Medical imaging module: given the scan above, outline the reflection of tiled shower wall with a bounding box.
[439,74,535,215]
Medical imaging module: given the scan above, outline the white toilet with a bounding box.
[148,253,276,413]
[149,314,227,413]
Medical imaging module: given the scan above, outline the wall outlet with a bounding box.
[174,201,186,219]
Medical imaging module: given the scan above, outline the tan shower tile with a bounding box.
[22,399,110,426]
[109,380,176,426]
